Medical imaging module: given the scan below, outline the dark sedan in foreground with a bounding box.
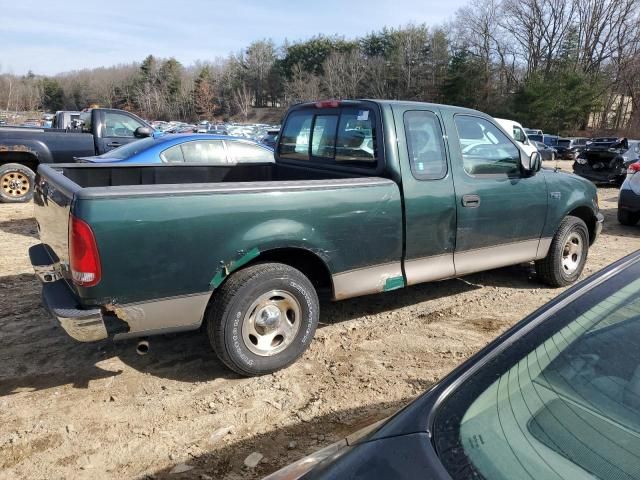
[266,250,640,480]
[619,161,640,225]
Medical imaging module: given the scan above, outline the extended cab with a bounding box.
[0,108,153,203]
[30,100,603,376]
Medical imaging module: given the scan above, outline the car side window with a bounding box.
[103,112,145,138]
[404,110,447,180]
[513,126,526,143]
[226,142,274,163]
[181,141,227,163]
[455,115,521,176]
[160,145,184,163]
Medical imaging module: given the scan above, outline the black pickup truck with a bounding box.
[0,108,153,203]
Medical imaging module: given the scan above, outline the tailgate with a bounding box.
[33,165,81,288]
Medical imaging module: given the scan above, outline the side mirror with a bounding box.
[134,126,153,138]
[521,151,542,174]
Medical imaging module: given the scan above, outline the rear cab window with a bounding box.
[278,102,381,172]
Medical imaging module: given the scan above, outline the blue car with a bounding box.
[77,134,274,164]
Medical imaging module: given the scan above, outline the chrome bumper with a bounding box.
[29,244,108,342]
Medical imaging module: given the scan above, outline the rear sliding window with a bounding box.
[279,107,378,167]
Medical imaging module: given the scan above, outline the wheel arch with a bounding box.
[567,205,597,245]
[208,246,334,303]
[0,151,40,172]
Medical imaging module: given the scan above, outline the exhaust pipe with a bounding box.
[136,339,149,355]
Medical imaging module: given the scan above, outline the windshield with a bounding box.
[434,257,640,480]
[97,137,157,159]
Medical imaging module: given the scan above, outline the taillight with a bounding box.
[69,215,101,287]
[627,162,640,175]
[314,99,341,108]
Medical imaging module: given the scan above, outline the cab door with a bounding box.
[98,110,147,154]
[392,105,457,285]
[445,113,547,275]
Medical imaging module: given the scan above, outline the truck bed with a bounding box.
[34,163,402,309]
[44,162,360,191]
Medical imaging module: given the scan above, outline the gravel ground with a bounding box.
[0,165,638,479]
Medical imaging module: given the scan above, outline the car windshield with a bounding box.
[98,137,157,159]
[434,256,640,480]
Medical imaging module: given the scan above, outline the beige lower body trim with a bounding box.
[106,292,210,335]
[405,253,455,286]
[332,262,403,300]
[454,239,541,276]
[332,238,548,300]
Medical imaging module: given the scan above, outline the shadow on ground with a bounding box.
[0,258,552,397]
[0,217,38,239]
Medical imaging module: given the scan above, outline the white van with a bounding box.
[495,118,538,157]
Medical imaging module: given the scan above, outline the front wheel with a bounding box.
[0,163,35,203]
[206,263,319,376]
[535,216,589,287]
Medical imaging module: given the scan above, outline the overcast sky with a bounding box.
[0,0,468,76]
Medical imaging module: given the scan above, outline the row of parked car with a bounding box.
[150,119,281,148]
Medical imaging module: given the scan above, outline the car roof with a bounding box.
[293,99,489,117]
[153,133,270,147]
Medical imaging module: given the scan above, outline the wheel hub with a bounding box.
[255,305,281,332]
[1,172,30,198]
[242,290,302,357]
[561,232,583,274]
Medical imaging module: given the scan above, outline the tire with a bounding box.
[0,163,35,203]
[618,209,639,226]
[206,262,319,376]
[535,216,589,288]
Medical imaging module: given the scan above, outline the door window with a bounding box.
[160,145,184,163]
[513,126,527,143]
[226,141,274,163]
[103,112,145,138]
[455,115,521,176]
[404,110,447,180]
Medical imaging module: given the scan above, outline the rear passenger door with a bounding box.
[392,106,457,284]
[447,114,547,275]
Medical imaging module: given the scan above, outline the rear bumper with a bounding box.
[573,162,625,183]
[29,244,108,342]
[42,280,108,342]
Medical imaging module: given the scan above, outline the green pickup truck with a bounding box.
[30,100,603,376]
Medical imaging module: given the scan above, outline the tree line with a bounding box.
[1,0,639,136]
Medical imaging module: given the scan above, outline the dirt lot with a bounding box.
[1,168,639,479]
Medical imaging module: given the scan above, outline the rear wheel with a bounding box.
[618,209,640,226]
[0,163,35,203]
[535,216,589,287]
[206,263,319,376]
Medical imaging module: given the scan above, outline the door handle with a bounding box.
[462,194,481,208]
[107,142,122,147]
